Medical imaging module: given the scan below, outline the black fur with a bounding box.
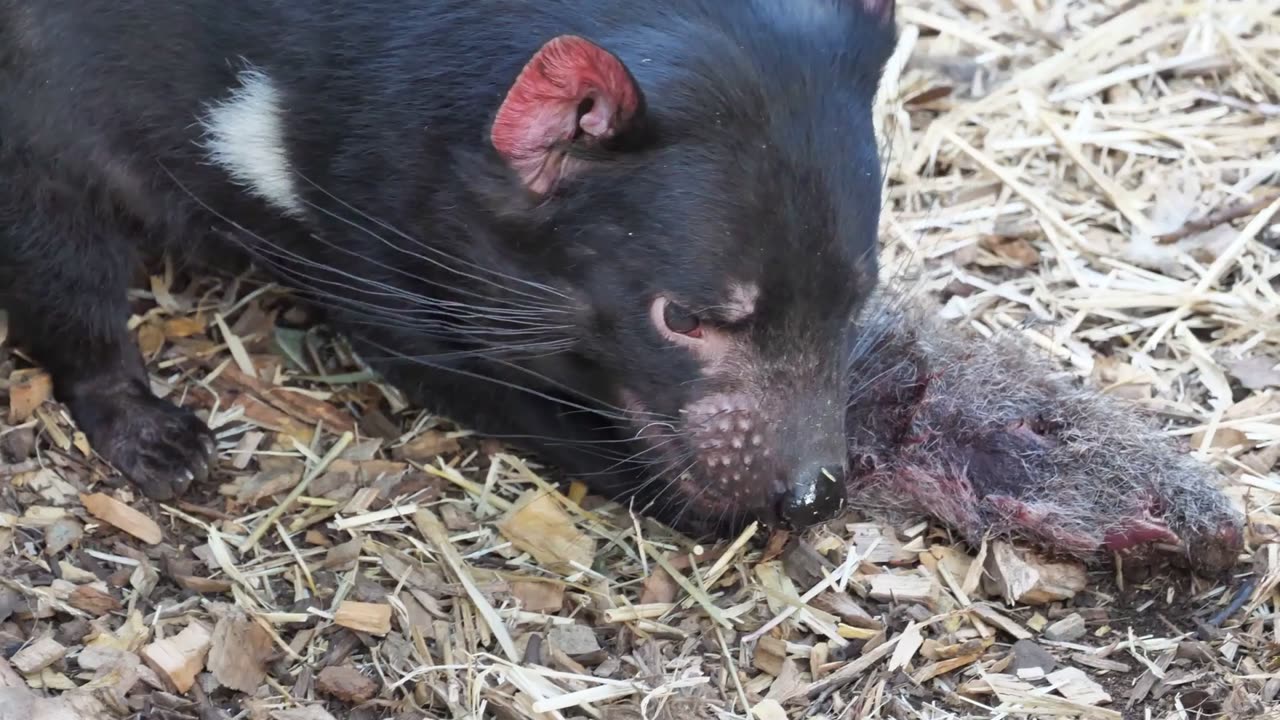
[0,0,898,534]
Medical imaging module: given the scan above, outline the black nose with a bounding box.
[779,462,847,528]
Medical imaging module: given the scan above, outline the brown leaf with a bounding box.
[760,530,790,563]
[211,364,358,435]
[511,580,565,613]
[980,235,1041,267]
[136,322,166,357]
[1190,426,1250,450]
[904,85,954,106]
[208,608,274,693]
[321,538,363,571]
[163,315,208,339]
[639,570,678,605]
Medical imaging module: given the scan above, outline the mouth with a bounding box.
[618,387,858,536]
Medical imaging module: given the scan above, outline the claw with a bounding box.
[191,446,212,484]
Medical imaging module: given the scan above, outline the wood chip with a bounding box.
[887,621,925,672]
[1047,667,1113,706]
[797,631,902,699]
[141,621,213,693]
[333,601,392,636]
[548,624,601,660]
[750,699,789,720]
[1071,653,1133,673]
[847,523,917,564]
[753,635,788,676]
[1008,639,1057,674]
[271,708,339,720]
[7,369,52,423]
[11,638,66,675]
[983,542,1086,605]
[510,580,565,613]
[79,493,163,545]
[67,586,121,616]
[911,651,983,684]
[494,490,596,574]
[1043,612,1087,642]
[1128,649,1176,708]
[868,573,939,607]
[969,604,1033,640]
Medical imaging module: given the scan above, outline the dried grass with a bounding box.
[1,0,1278,718]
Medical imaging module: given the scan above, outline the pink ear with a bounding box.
[491,35,643,195]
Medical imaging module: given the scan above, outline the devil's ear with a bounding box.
[490,35,646,195]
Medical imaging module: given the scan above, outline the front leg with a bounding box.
[0,190,216,500]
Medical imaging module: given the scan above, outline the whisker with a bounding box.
[292,171,576,303]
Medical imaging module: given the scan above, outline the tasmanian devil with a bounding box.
[1,0,897,528]
[0,0,1245,573]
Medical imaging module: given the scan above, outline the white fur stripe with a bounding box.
[200,68,304,217]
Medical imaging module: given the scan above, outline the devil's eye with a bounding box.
[663,301,702,337]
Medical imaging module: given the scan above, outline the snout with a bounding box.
[778,459,848,529]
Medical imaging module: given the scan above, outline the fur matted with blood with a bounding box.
[843,290,1246,576]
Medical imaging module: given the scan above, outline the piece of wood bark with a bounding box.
[208,609,275,693]
[79,493,163,545]
[316,665,378,704]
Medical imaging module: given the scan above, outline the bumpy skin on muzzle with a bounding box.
[842,290,1247,577]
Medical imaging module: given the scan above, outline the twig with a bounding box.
[239,431,354,553]
[1158,191,1280,243]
